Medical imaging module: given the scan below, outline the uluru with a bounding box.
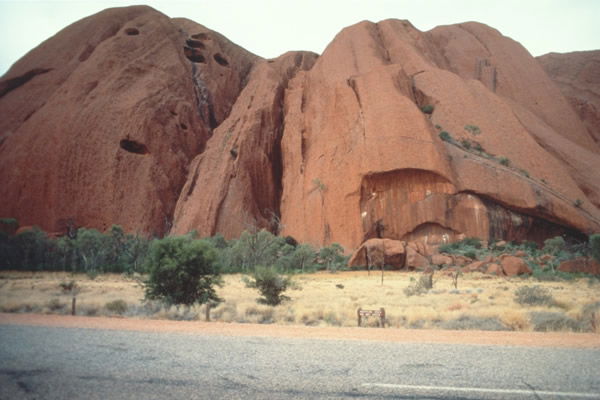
[1,5,599,253]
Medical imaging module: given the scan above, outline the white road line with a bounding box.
[361,383,600,398]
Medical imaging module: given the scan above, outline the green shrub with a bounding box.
[514,285,554,306]
[590,234,600,263]
[543,236,566,255]
[460,139,471,149]
[420,105,434,114]
[439,237,482,254]
[464,125,481,135]
[221,230,287,272]
[0,218,19,235]
[439,131,452,142]
[143,236,222,307]
[105,299,128,315]
[318,243,347,272]
[244,266,293,305]
[499,157,510,166]
[574,199,583,208]
[277,243,317,273]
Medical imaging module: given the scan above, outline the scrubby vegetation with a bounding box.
[1,216,599,333]
[0,220,348,276]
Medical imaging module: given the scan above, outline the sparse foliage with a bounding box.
[464,125,481,135]
[514,285,554,306]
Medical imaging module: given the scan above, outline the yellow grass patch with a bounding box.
[1,270,599,332]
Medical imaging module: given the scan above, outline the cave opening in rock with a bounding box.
[184,47,206,63]
[185,39,206,49]
[124,28,139,36]
[213,53,229,67]
[191,32,210,40]
[120,139,148,155]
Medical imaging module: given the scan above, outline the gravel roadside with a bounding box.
[1,312,599,348]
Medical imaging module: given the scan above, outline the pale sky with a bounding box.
[1,0,599,77]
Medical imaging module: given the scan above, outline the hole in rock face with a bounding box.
[125,28,139,36]
[120,139,148,155]
[213,53,229,66]
[180,123,188,130]
[191,32,210,40]
[184,47,206,63]
[185,39,206,49]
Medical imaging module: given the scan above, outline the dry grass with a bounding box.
[1,270,599,332]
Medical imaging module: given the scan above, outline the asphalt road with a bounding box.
[1,324,599,399]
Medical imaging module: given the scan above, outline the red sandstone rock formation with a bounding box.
[1,7,599,252]
[538,51,600,146]
[279,20,600,250]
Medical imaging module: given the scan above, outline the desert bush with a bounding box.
[440,315,508,331]
[464,125,481,135]
[404,273,433,296]
[277,243,317,273]
[318,243,347,272]
[460,139,471,149]
[514,285,554,306]
[529,311,581,332]
[590,234,600,263]
[105,299,128,315]
[440,237,482,253]
[420,104,434,114]
[0,218,19,235]
[543,236,566,255]
[499,157,510,166]
[46,298,65,312]
[243,266,293,306]
[439,131,452,142]
[221,230,287,272]
[143,236,222,308]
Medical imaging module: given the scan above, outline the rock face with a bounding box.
[0,6,257,236]
[500,256,532,276]
[1,7,599,251]
[538,51,600,146]
[348,238,406,269]
[557,257,600,275]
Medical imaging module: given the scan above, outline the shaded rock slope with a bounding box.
[1,6,599,251]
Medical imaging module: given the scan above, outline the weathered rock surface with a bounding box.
[348,238,406,269]
[1,7,599,252]
[500,256,532,276]
[0,6,257,236]
[557,257,600,275]
[538,51,600,145]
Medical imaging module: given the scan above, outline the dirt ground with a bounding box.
[1,312,599,348]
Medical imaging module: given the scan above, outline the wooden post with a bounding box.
[71,297,76,316]
[357,308,362,327]
[379,307,385,328]
[205,304,211,322]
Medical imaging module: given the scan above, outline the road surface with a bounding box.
[1,319,599,399]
